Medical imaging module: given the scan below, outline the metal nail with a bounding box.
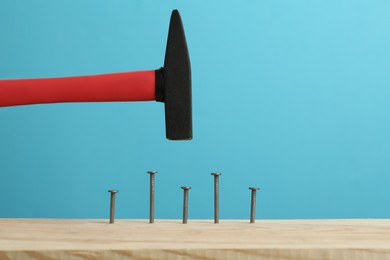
[211,173,221,223]
[181,186,191,224]
[249,187,260,223]
[108,190,119,224]
[147,171,157,223]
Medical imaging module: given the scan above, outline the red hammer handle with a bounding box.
[0,70,156,107]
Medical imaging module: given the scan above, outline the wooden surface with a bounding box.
[1,219,390,259]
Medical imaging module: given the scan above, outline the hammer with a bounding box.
[0,10,192,141]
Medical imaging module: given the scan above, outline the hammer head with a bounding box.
[157,10,192,140]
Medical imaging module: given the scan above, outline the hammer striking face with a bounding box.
[0,10,192,141]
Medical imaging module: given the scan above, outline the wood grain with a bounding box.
[1,219,390,259]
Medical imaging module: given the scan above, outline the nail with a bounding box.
[147,171,157,223]
[181,186,191,224]
[249,187,260,223]
[211,173,221,223]
[108,190,119,224]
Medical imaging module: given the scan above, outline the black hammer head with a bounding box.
[156,10,192,140]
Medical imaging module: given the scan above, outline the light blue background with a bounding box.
[1,0,390,219]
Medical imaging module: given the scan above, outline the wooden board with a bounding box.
[1,219,390,259]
